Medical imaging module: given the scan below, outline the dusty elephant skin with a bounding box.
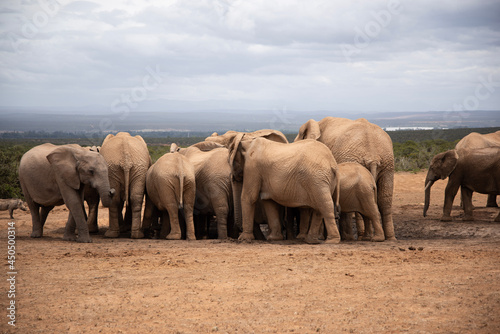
[100,132,151,239]
[295,117,396,241]
[455,130,500,208]
[18,143,115,242]
[0,198,27,219]
[229,135,341,244]
[1,171,500,333]
[142,149,196,240]
[424,147,500,222]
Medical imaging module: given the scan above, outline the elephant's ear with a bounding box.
[294,119,320,141]
[170,143,180,153]
[228,133,245,182]
[437,150,459,179]
[192,141,225,152]
[254,129,289,143]
[46,147,81,190]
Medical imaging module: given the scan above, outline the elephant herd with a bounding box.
[17,117,500,244]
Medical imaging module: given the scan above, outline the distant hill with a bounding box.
[0,109,498,133]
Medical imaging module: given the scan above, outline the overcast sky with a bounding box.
[1,0,499,114]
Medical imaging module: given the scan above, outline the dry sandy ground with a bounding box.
[1,171,500,333]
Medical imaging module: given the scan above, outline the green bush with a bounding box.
[0,143,33,199]
[393,139,458,172]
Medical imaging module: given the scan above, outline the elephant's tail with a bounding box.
[333,166,341,219]
[178,170,184,210]
[123,166,131,207]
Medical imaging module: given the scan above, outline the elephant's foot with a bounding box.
[76,235,92,243]
[342,234,356,242]
[267,232,283,241]
[304,235,322,244]
[104,229,120,238]
[131,230,144,239]
[63,232,77,241]
[31,230,43,238]
[463,215,475,221]
[361,234,372,241]
[166,232,182,240]
[324,236,341,244]
[238,232,255,242]
[385,236,397,242]
[186,233,196,241]
[88,224,99,234]
[440,215,453,222]
[371,234,385,242]
[296,232,307,240]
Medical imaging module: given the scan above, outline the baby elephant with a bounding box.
[0,199,28,219]
[337,162,384,242]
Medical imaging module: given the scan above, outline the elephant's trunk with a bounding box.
[231,180,243,233]
[423,174,435,217]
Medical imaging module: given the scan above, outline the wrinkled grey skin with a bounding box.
[295,117,396,241]
[142,150,196,240]
[18,143,115,242]
[228,135,341,244]
[83,146,101,233]
[100,132,151,239]
[455,131,500,207]
[172,142,234,239]
[424,147,500,222]
[206,129,289,237]
[0,199,27,219]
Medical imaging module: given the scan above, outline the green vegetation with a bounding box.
[1,127,498,199]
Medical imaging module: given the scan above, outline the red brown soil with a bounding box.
[1,171,499,333]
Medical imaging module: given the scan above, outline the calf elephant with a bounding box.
[295,117,396,241]
[100,132,151,239]
[171,141,234,239]
[423,147,500,222]
[143,150,196,240]
[18,144,115,242]
[0,199,27,219]
[229,135,341,244]
[455,131,500,207]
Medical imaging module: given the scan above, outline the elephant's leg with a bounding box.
[339,212,355,241]
[28,202,43,238]
[297,208,312,240]
[304,210,323,244]
[63,213,77,241]
[261,200,283,241]
[166,203,182,240]
[377,172,396,240]
[87,200,99,233]
[183,206,196,241]
[159,211,171,239]
[486,194,498,208]
[441,180,460,222]
[129,182,146,238]
[461,187,475,221]
[355,213,365,239]
[141,195,155,236]
[238,183,258,242]
[62,191,92,243]
[361,218,374,241]
[105,199,123,238]
[212,197,229,240]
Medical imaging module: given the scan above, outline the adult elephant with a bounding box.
[206,129,289,237]
[100,132,151,239]
[423,147,500,222]
[295,117,396,241]
[455,131,500,207]
[19,143,115,242]
[143,149,196,240]
[228,135,340,244]
[171,141,234,239]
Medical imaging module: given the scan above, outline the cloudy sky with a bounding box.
[1,0,499,114]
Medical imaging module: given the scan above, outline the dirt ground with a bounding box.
[1,171,500,333]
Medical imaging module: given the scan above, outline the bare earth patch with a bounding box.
[1,171,500,333]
